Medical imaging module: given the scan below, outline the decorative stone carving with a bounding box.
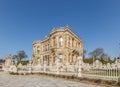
[32,25,83,66]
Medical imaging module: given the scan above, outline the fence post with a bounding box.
[118,68,120,85]
[28,60,32,73]
[78,56,82,77]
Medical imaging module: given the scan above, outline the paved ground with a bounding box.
[0,72,104,87]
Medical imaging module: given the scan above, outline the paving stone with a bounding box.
[0,72,103,87]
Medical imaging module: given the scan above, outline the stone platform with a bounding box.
[0,72,103,87]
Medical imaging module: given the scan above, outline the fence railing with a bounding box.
[17,65,79,76]
[8,59,120,82]
[82,68,120,81]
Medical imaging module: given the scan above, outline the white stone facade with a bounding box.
[32,25,83,66]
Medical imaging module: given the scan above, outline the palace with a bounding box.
[32,25,83,66]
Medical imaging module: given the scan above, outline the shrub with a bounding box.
[94,79,102,83]
[0,70,3,72]
[9,72,18,75]
[17,60,29,65]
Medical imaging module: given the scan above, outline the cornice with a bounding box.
[33,25,83,45]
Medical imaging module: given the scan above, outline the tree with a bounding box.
[83,49,87,59]
[89,48,104,59]
[83,49,87,62]
[88,48,112,64]
[101,53,109,61]
[100,53,109,64]
[12,55,18,63]
[17,50,27,61]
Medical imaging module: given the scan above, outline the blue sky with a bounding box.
[0,0,120,59]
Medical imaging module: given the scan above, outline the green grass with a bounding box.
[0,70,3,72]
[17,60,29,66]
[83,69,120,76]
[9,72,18,75]
[37,72,119,86]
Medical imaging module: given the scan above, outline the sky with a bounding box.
[0,0,120,59]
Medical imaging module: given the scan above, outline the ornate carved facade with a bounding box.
[3,55,13,71]
[32,25,83,66]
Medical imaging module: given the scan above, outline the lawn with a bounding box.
[83,69,120,76]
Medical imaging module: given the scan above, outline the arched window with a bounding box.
[37,46,40,54]
[53,37,55,47]
[33,46,36,53]
[37,58,40,65]
[72,38,74,47]
[59,37,63,47]
[58,54,63,62]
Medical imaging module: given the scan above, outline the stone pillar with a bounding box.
[78,56,82,77]
[67,35,69,47]
[66,52,69,65]
[55,37,59,48]
[73,55,76,63]
[118,68,120,85]
[71,54,73,64]
[70,54,72,64]
[40,55,42,65]
[50,55,53,65]
[52,38,54,47]
[49,55,52,66]
[52,55,55,64]
[75,55,77,63]
[28,60,32,73]
[74,39,76,48]
[69,37,72,48]
[44,61,47,73]
[13,66,17,73]
[65,35,67,47]
[37,59,41,66]
[56,58,60,74]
